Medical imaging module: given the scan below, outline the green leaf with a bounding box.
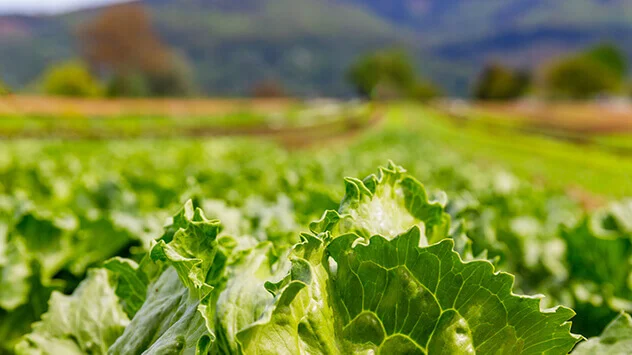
[560,215,632,336]
[327,227,581,354]
[563,219,632,292]
[237,225,581,354]
[0,261,55,353]
[66,214,138,276]
[311,162,450,243]
[103,257,150,318]
[107,268,211,355]
[150,200,222,300]
[573,312,632,354]
[16,269,129,355]
[236,234,338,355]
[5,159,594,355]
[214,242,290,353]
[237,164,580,354]
[108,200,225,354]
[13,209,78,281]
[0,233,31,311]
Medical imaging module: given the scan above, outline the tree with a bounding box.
[584,43,628,79]
[543,56,620,99]
[347,49,416,99]
[251,79,286,98]
[144,54,194,97]
[41,61,102,97]
[410,82,441,102]
[473,63,530,100]
[541,43,628,100]
[79,4,168,75]
[106,72,150,98]
[0,78,10,96]
[79,3,192,97]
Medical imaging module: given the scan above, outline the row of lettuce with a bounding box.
[1,124,632,353]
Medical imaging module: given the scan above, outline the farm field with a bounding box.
[448,101,632,154]
[3,101,632,354]
[0,97,376,145]
[425,104,632,198]
[0,96,295,117]
[471,101,632,134]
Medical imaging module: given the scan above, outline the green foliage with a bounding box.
[104,59,193,98]
[142,54,194,97]
[473,64,530,100]
[106,65,193,98]
[79,3,194,98]
[4,103,632,353]
[573,312,632,354]
[543,43,629,100]
[145,66,194,97]
[410,81,442,102]
[347,49,416,99]
[41,61,102,97]
[0,79,10,96]
[14,165,581,354]
[543,56,620,99]
[106,72,150,98]
[347,49,441,101]
[16,270,129,354]
[584,43,628,79]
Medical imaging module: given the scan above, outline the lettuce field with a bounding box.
[2,103,632,354]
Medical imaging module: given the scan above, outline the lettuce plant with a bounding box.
[17,164,582,354]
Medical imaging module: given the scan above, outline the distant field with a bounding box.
[2,97,632,197]
[0,96,376,143]
[395,104,632,199]
[468,101,632,133]
[439,100,632,155]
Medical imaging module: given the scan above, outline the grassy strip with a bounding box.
[392,104,632,197]
[446,105,632,157]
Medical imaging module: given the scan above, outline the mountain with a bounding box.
[341,0,632,41]
[341,0,632,69]
[1,0,631,97]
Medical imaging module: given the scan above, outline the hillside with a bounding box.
[145,0,411,96]
[0,0,631,96]
[342,0,632,41]
[342,0,632,70]
[0,0,412,97]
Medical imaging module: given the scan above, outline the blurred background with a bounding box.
[0,0,631,99]
[0,0,631,140]
[0,0,631,137]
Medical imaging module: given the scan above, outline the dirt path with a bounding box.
[0,95,295,116]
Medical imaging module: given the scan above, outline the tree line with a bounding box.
[472,43,629,100]
[347,43,631,101]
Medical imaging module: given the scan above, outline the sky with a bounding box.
[0,0,131,14]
